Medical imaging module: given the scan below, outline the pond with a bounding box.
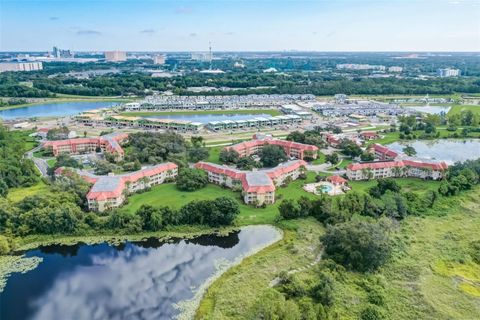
[146,113,274,124]
[0,225,281,320]
[405,105,451,115]
[387,140,480,164]
[0,101,119,119]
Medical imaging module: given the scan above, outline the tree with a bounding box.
[340,140,362,158]
[93,160,118,175]
[260,145,288,167]
[248,289,301,320]
[402,145,417,156]
[176,168,208,191]
[0,179,8,197]
[178,197,239,227]
[369,179,401,198]
[286,131,305,143]
[321,220,392,272]
[325,153,339,165]
[312,272,335,307]
[279,199,302,220]
[219,148,240,164]
[190,136,205,147]
[0,235,11,255]
[46,126,69,140]
[236,156,258,170]
[137,204,164,231]
[360,152,374,162]
[188,147,209,162]
[209,197,240,226]
[360,305,385,320]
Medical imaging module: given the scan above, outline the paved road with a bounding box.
[25,145,50,177]
[306,163,346,175]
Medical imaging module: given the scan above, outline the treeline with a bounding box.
[439,159,480,196]
[0,184,239,254]
[2,69,480,98]
[0,125,40,197]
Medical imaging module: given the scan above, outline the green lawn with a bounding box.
[349,177,441,195]
[7,181,50,203]
[206,146,223,164]
[120,109,281,117]
[447,104,480,116]
[311,151,326,164]
[338,158,352,169]
[9,130,38,151]
[123,172,319,225]
[46,159,56,168]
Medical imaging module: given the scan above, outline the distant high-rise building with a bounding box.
[437,68,460,77]
[52,46,74,58]
[0,62,43,73]
[104,51,127,62]
[153,55,166,65]
[388,66,403,72]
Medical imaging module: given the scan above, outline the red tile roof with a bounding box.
[227,137,318,155]
[56,162,177,202]
[42,133,128,156]
[195,160,306,194]
[327,175,347,184]
[372,143,398,158]
[347,160,448,171]
[360,131,378,137]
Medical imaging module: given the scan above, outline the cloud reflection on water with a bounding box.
[28,226,278,320]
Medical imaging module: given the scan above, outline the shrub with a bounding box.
[321,220,392,272]
[176,168,208,191]
[0,235,11,255]
[360,305,384,320]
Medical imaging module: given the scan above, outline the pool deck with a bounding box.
[303,182,345,196]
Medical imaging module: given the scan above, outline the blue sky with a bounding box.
[1,0,479,51]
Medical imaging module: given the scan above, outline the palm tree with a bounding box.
[423,167,433,180]
[392,166,402,178]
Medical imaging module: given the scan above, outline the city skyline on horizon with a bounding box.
[1,0,479,52]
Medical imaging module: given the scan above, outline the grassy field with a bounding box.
[349,177,441,195]
[196,187,480,320]
[7,181,50,203]
[196,218,325,319]
[206,146,223,164]
[120,109,281,117]
[311,151,326,164]
[447,104,480,116]
[123,172,319,225]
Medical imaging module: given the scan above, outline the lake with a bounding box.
[0,225,281,320]
[406,105,451,115]
[0,101,119,119]
[387,140,480,164]
[146,113,273,123]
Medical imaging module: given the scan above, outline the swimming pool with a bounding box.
[320,184,333,193]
